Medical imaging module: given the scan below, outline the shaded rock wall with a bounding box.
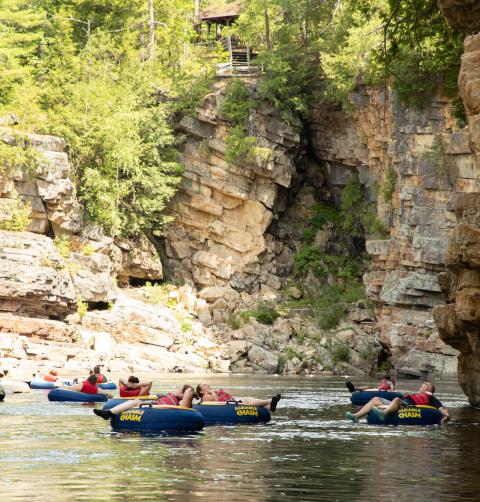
[165,81,302,293]
[438,0,480,32]
[434,34,480,404]
[309,86,465,375]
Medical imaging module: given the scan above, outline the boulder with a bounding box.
[229,340,250,362]
[247,344,278,373]
[199,286,239,303]
[0,379,30,394]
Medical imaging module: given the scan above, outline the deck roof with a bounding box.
[200,2,243,22]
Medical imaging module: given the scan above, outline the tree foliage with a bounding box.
[0,0,217,237]
[0,0,469,237]
[236,0,466,114]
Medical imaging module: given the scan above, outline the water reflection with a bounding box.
[0,376,478,500]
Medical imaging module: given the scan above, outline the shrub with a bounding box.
[319,303,346,330]
[81,243,96,256]
[143,282,169,306]
[239,305,279,325]
[219,80,254,125]
[381,166,397,202]
[0,198,31,231]
[228,313,241,330]
[175,312,193,333]
[341,173,388,237]
[76,298,88,318]
[331,342,350,364]
[225,126,257,166]
[0,135,41,179]
[293,246,325,277]
[54,234,71,259]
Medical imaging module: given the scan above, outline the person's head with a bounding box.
[419,381,435,393]
[196,383,211,398]
[128,375,140,384]
[93,365,101,375]
[181,384,198,399]
[87,374,97,385]
[49,369,58,376]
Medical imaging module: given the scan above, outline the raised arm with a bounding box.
[119,378,131,388]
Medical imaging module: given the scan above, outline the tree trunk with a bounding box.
[264,8,271,49]
[147,0,155,60]
[194,0,201,28]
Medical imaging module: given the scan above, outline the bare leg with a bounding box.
[110,399,142,414]
[237,396,271,407]
[138,383,152,396]
[94,399,142,420]
[352,397,387,419]
[381,397,402,416]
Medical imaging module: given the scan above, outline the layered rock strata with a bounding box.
[165,81,301,292]
[0,288,230,379]
[438,0,480,32]
[434,34,480,404]
[0,129,163,317]
[310,86,466,375]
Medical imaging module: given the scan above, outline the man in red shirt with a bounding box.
[345,381,450,424]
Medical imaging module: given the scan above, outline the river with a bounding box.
[0,374,477,501]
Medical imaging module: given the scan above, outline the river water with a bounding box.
[0,374,478,501]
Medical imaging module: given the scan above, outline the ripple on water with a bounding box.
[0,375,476,501]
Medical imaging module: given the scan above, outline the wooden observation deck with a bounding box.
[195,2,261,77]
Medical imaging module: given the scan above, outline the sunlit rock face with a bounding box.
[309,85,465,375]
[165,81,302,293]
[0,129,163,315]
[434,34,480,405]
[0,230,77,319]
[438,0,480,31]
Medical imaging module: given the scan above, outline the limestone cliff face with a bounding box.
[309,86,467,375]
[165,81,301,294]
[438,0,480,32]
[434,34,480,404]
[0,129,163,318]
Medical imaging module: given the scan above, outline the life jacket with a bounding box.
[120,386,142,397]
[216,389,235,402]
[378,378,393,391]
[404,391,430,406]
[155,393,180,406]
[95,374,106,384]
[44,373,57,382]
[81,381,98,395]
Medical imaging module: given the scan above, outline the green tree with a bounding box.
[0,0,46,105]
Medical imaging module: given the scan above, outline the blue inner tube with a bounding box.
[350,390,405,406]
[367,405,443,426]
[110,405,204,433]
[48,388,107,403]
[30,379,56,389]
[193,403,271,425]
[103,398,271,425]
[98,382,117,390]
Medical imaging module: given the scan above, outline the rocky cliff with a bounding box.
[0,129,164,318]
[309,87,469,376]
[434,32,480,404]
[165,80,301,295]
